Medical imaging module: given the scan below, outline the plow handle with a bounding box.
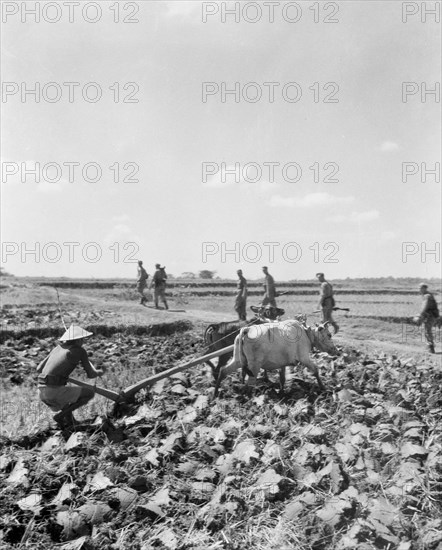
[311,307,350,314]
[68,377,123,402]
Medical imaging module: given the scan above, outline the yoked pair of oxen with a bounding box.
[210,316,339,397]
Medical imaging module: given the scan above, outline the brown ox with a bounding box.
[203,307,285,379]
[213,319,337,397]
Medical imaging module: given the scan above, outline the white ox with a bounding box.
[213,319,338,396]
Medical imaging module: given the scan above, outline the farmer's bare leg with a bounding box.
[137,284,147,304]
[235,299,247,321]
[424,317,436,353]
[322,306,339,334]
[154,287,168,309]
[160,287,168,310]
[240,301,247,321]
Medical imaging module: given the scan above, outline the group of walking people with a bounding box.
[136,261,168,310]
[234,268,340,333]
[234,268,439,354]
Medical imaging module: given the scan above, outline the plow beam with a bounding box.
[68,344,235,403]
[122,344,235,400]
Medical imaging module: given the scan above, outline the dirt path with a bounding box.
[335,333,442,365]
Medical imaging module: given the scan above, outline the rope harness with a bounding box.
[203,318,261,351]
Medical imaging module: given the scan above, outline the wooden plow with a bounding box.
[68,344,234,404]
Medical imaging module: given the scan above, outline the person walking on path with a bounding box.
[261,266,277,307]
[234,269,248,321]
[136,260,149,305]
[151,264,169,310]
[36,325,106,428]
[413,282,439,353]
[316,272,339,334]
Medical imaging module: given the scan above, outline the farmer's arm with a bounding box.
[36,353,50,374]
[417,295,431,320]
[413,295,429,324]
[72,347,105,378]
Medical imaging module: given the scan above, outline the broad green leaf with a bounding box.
[254,469,283,496]
[232,440,259,464]
[194,468,217,481]
[65,432,87,451]
[300,425,325,438]
[400,442,428,458]
[191,481,216,494]
[177,406,197,424]
[51,482,77,507]
[144,448,160,467]
[109,487,138,511]
[316,496,351,527]
[350,423,370,438]
[215,454,234,475]
[17,492,42,512]
[335,442,357,463]
[284,500,304,520]
[40,435,63,452]
[155,528,178,549]
[84,471,114,493]
[159,432,182,454]
[262,441,285,463]
[6,458,29,486]
[369,498,399,527]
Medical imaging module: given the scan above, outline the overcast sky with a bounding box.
[1,1,441,280]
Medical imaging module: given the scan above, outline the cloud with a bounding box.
[112,214,130,223]
[104,223,142,248]
[204,166,279,192]
[379,141,400,152]
[37,179,69,194]
[1,159,69,193]
[269,192,354,208]
[381,230,396,240]
[327,210,380,223]
[240,180,280,193]
[204,167,237,188]
[164,1,201,17]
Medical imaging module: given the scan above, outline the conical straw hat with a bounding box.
[59,324,93,342]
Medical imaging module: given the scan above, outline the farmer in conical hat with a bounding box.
[36,324,106,428]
